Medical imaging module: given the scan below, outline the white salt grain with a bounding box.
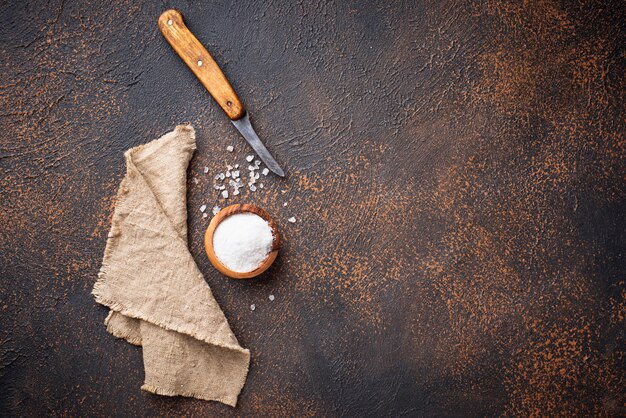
[288,217,296,223]
[203,213,208,218]
[283,202,288,207]
[246,155,254,162]
[269,294,275,301]
[200,205,207,213]
[227,145,234,152]
[213,213,274,273]
[212,206,221,215]
[262,168,269,176]
[259,183,264,189]
[222,190,229,198]
[250,304,256,311]
[250,184,257,192]
[233,189,240,195]
[204,166,209,173]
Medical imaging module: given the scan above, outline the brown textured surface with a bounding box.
[1,0,624,416]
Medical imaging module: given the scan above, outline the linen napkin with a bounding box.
[92,125,250,406]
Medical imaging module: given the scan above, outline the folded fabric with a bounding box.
[92,125,250,407]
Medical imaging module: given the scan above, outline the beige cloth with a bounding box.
[92,125,250,407]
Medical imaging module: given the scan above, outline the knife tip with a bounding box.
[273,166,285,177]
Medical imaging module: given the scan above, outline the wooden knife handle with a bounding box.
[158,9,244,120]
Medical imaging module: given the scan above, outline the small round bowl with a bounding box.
[204,204,280,279]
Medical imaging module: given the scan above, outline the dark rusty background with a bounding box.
[1,0,625,416]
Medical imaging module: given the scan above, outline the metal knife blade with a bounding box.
[232,112,285,177]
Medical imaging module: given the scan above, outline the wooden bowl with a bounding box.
[204,204,280,279]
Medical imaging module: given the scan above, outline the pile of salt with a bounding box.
[213,213,274,273]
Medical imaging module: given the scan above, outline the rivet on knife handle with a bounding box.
[158,9,244,120]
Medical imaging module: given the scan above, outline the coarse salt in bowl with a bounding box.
[204,204,280,279]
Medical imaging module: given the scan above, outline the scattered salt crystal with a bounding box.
[234,164,239,168]
[218,173,225,180]
[222,190,229,198]
[269,294,275,301]
[232,170,240,178]
[203,213,208,218]
[262,168,269,176]
[203,166,209,173]
[233,189,240,195]
[288,217,296,223]
[193,177,199,184]
[213,213,274,273]
[248,165,256,171]
[226,165,233,170]
[259,183,264,189]
[254,160,261,166]
[227,145,234,152]
[225,171,231,178]
[213,184,221,190]
[283,202,288,207]
[200,205,207,213]
[254,172,260,179]
[214,174,221,180]
[219,185,226,190]
[246,155,254,162]
[281,190,287,194]
[212,206,221,215]
[250,304,256,311]
[250,184,257,192]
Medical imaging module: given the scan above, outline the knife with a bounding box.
[158,9,285,177]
